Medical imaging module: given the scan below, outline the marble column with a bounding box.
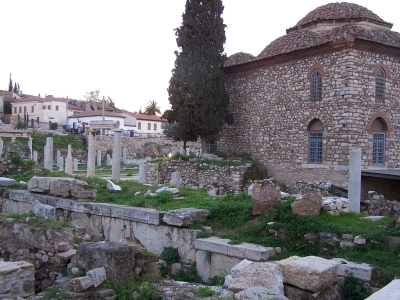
[28,137,33,159]
[112,129,122,181]
[44,137,53,171]
[348,148,361,213]
[97,150,102,167]
[87,129,96,177]
[65,144,73,175]
[122,148,127,165]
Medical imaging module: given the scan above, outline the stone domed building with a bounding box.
[220,3,400,195]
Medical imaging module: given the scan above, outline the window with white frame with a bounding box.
[372,132,385,166]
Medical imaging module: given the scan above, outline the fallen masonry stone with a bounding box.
[162,208,210,227]
[252,184,281,216]
[366,279,400,300]
[27,176,52,193]
[331,258,373,281]
[106,179,121,191]
[71,241,135,285]
[56,242,69,252]
[0,177,16,187]
[87,267,107,287]
[231,259,254,278]
[195,237,276,261]
[71,276,95,292]
[276,256,338,292]
[28,177,96,200]
[56,248,77,261]
[354,236,366,245]
[156,186,179,195]
[32,199,55,220]
[291,193,322,216]
[235,286,289,300]
[228,262,284,294]
[360,216,384,222]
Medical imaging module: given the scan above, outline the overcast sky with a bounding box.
[1,1,398,114]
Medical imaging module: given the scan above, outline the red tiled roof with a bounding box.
[126,112,167,122]
[68,110,125,118]
[291,2,392,30]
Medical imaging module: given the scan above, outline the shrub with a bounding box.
[136,283,162,300]
[340,273,371,300]
[160,247,180,265]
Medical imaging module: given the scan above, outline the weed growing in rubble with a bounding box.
[340,272,371,300]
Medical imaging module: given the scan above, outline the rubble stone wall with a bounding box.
[40,138,201,162]
[148,160,250,192]
[220,48,400,188]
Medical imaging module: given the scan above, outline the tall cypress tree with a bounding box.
[164,0,233,153]
[8,74,13,92]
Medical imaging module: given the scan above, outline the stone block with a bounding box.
[162,208,210,227]
[0,261,35,299]
[276,256,338,292]
[56,248,77,261]
[252,184,281,216]
[27,177,52,193]
[235,286,289,300]
[195,237,275,261]
[291,193,322,216]
[228,262,284,294]
[32,200,55,220]
[56,242,70,252]
[86,267,107,287]
[71,276,95,292]
[231,259,254,279]
[7,190,33,202]
[331,258,373,281]
[110,205,164,225]
[366,279,400,300]
[70,242,135,285]
[0,177,16,187]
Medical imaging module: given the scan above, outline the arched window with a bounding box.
[308,119,324,164]
[310,70,322,101]
[371,117,387,166]
[375,68,386,101]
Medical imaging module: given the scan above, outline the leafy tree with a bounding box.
[8,73,13,92]
[84,90,100,102]
[84,90,115,107]
[164,0,233,153]
[163,123,184,141]
[144,100,161,115]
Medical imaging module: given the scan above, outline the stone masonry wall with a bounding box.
[220,48,400,188]
[47,138,201,162]
[148,160,250,192]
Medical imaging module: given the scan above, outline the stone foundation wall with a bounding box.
[220,48,400,188]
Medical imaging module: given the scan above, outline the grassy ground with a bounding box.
[15,133,87,151]
[3,157,400,287]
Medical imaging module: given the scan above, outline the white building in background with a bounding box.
[119,112,167,137]
[10,95,80,126]
[67,110,130,135]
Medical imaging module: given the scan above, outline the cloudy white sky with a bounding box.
[1,1,398,114]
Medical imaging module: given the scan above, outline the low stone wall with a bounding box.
[148,160,250,192]
[0,261,35,299]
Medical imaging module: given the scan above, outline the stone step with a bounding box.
[195,237,276,261]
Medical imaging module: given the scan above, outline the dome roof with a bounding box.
[287,2,392,33]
